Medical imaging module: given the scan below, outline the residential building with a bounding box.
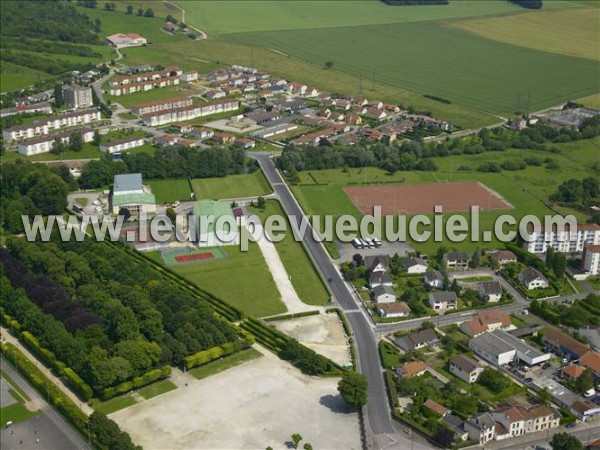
[108,76,180,96]
[583,244,600,276]
[444,252,469,270]
[470,329,550,366]
[3,108,101,142]
[491,250,518,266]
[443,415,469,441]
[449,354,484,383]
[171,122,192,134]
[396,360,428,379]
[62,85,93,109]
[0,101,52,118]
[154,135,179,147]
[372,285,396,304]
[424,269,444,289]
[578,326,600,350]
[234,138,255,149]
[17,128,94,156]
[395,329,439,352]
[542,326,590,360]
[580,351,600,377]
[423,399,450,417]
[402,257,428,274]
[524,223,600,254]
[363,108,387,120]
[111,173,156,215]
[244,110,280,125]
[141,99,239,127]
[478,281,502,302]
[561,364,586,381]
[378,302,411,318]
[100,137,145,154]
[364,255,389,273]
[492,405,559,437]
[428,291,457,310]
[460,311,512,337]
[369,272,393,289]
[465,412,496,444]
[192,200,239,247]
[106,33,147,47]
[190,127,214,140]
[519,267,549,290]
[571,400,600,421]
[131,97,193,116]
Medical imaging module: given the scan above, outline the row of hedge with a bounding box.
[1,310,95,401]
[264,310,320,322]
[1,343,140,450]
[183,334,254,370]
[385,369,400,408]
[100,366,171,401]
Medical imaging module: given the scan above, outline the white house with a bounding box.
[424,269,444,289]
[519,267,549,290]
[180,71,198,82]
[106,33,147,48]
[379,302,411,318]
[17,129,94,156]
[449,354,484,384]
[428,291,457,310]
[478,281,502,302]
[583,244,600,276]
[373,285,395,304]
[364,255,388,273]
[402,257,427,274]
[369,272,392,289]
[111,173,156,215]
[100,137,145,154]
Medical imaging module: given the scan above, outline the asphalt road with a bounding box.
[253,154,432,449]
[0,359,90,450]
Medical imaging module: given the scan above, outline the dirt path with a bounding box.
[164,0,207,40]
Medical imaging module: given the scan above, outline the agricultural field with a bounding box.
[161,243,286,317]
[175,0,576,36]
[291,138,599,254]
[224,21,598,116]
[147,179,193,204]
[192,171,271,200]
[451,8,599,61]
[248,201,330,307]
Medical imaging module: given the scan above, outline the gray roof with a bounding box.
[443,414,466,434]
[446,251,469,262]
[373,285,395,298]
[469,412,496,430]
[424,269,444,282]
[364,255,389,272]
[520,267,547,284]
[480,281,502,295]
[471,329,547,360]
[429,291,457,303]
[114,173,143,193]
[402,257,427,270]
[450,354,480,373]
[395,329,439,351]
[369,272,392,285]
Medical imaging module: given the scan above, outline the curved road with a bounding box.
[253,153,432,450]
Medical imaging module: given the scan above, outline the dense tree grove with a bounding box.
[277,117,600,175]
[511,0,543,9]
[552,177,600,205]
[1,162,73,233]
[80,146,249,189]
[337,371,368,408]
[1,237,241,393]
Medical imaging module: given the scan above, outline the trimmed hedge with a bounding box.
[19,331,67,375]
[264,310,320,322]
[385,369,399,408]
[63,367,93,401]
[183,338,252,370]
[100,366,171,401]
[0,309,22,333]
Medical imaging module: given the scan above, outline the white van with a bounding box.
[172,201,181,208]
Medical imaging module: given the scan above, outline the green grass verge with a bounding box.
[136,379,177,400]
[93,394,137,415]
[0,369,41,427]
[189,348,263,380]
[248,200,330,306]
[147,179,193,204]
[28,144,102,161]
[458,276,494,283]
[191,171,272,200]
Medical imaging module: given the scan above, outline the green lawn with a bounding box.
[0,62,51,92]
[458,276,494,283]
[0,371,41,427]
[29,144,103,161]
[93,394,137,415]
[136,379,177,400]
[248,201,330,306]
[147,179,193,204]
[224,20,598,115]
[172,243,286,317]
[189,348,262,380]
[108,83,199,109]
[192,171,272,200]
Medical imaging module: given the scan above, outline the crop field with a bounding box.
[175,0,578,36]
[224,21,599,115]
[147,179,193,204]
[291,138,599,254]
[191,171,271,200]
[451,8,599,61]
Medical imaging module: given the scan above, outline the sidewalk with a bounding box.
[0,326,93,415]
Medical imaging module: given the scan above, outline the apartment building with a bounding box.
[131,97,193,116]
[524,224,600,254]
[17,129,94,156]
[140,99,239,127]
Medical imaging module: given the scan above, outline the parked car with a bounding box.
[525,377,534,383]
[172,201,181,208]
[566,421,576,429]
[584,388,596,398]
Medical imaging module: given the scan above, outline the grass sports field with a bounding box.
[147,179,193,204]
[192,171,271,200]
[224,21,598,115]
[291,138,599,254]
[249,201,330,307]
